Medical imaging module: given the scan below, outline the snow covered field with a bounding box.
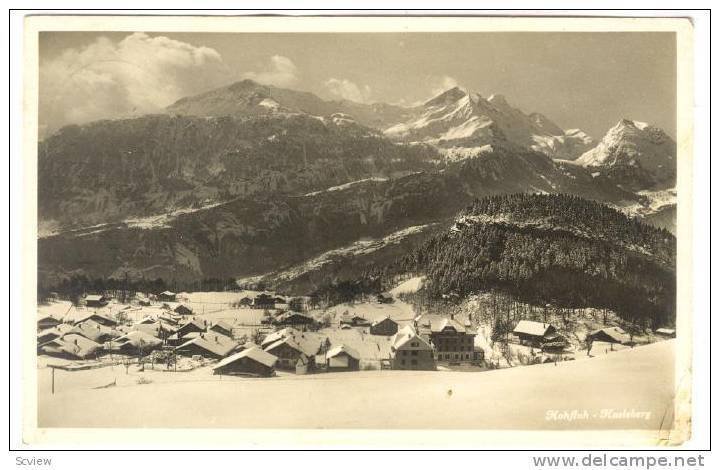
[38,340,674,431]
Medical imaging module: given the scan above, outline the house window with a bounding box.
[465,354,469,359]
[411,350,418,356]
[411,342,418,347]
[401,359,405,365]
[402,350,408,356]
[454,354,459,359]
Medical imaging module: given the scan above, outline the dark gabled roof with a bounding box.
[276,311,314,323]
[371,316,398,327]
[174,304,194,313]
[211,320,234,331]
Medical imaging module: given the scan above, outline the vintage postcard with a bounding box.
[21,15,694,448]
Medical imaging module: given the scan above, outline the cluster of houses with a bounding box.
[38,291,676,379]
[36,291,488,377]
[510,319,675,355]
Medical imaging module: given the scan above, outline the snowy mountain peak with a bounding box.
[424,86,469,107]
[487,94,510,107]
[384,87,597,160]
[576,119,676,189]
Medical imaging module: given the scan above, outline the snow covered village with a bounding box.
[32,29,680,432]
[36,275,676,429]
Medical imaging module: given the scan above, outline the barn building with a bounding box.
[37,314,63,331]
[212,347,278,377]
[370,316,399,336]
[84,294,108,308]
[586,327,632,345]
[209,320,234,338]
[173,304,194,316]
[275,311,315,328]
[174,331,238,359]
[512,320,557,346]
[325,344,361,372]
[264,336,318,371]
[158,291,177,302]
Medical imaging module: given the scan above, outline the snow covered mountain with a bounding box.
[383,87,596,160]
[166,79,413,130]
[575,119,676,190]
[37,81,676,287]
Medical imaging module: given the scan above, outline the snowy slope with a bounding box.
[38,340,675,433]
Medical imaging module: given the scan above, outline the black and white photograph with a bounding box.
[11,12,708,455]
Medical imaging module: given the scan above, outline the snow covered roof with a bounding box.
[178,318,207,331]
[513,320,553,337]
[111,330,163,349]
[326,344,360,360]
[588,327,630,344]
[73,310,117,326]
[418,315,473,334]
[37,324,73,343]
[41,334,101,359]
[213,346,278,370]
[392,326,433,350]
[132,321,176,337]
[160,291,176,296]
[176,332,238,357]
[264,335,319,357]
[68,320,120,343]
[85,294,106,302]
[655,328,675,335]
[260,327,296,347]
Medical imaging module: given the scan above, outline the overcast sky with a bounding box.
[39,31,676,139]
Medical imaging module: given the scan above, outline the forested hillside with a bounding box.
[383,194,676,327]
